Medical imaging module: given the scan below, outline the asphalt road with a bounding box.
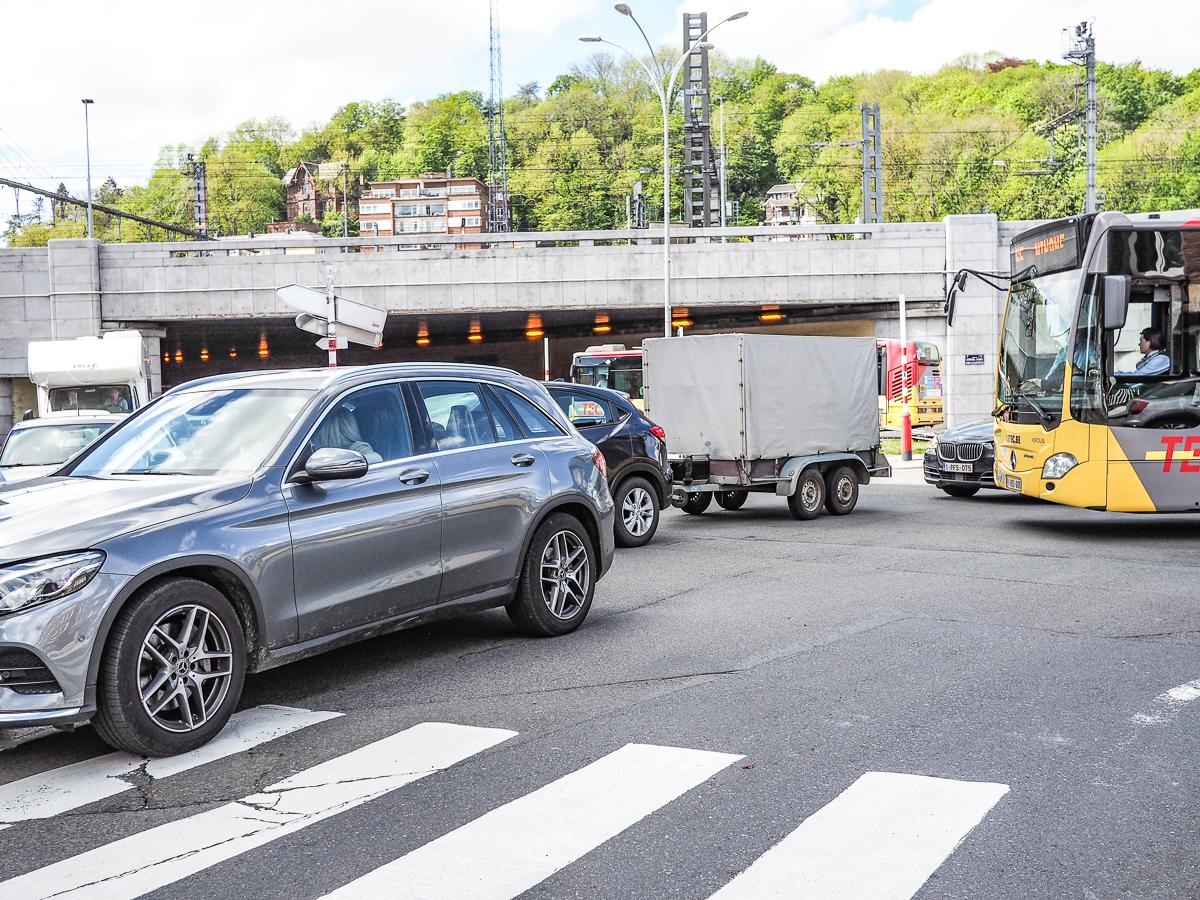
[3,476,1200,898]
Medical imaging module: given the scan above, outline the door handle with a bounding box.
[511,452,536,468]
[398,467,430,485]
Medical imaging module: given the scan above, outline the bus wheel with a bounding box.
[941,485,979,498]
[823,466,859,515]
[681,492,712,515]
[716,491,748,511]
[787,470,824,521]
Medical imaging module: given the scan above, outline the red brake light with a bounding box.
[1129,399,1149,414]
[592,449,607,478]
[649,425,666,442]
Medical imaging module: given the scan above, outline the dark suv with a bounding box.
[546,383,670,548]
[0,364,614,756]
[923,418,999,498]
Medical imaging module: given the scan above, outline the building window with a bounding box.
[394,204,418,216]
[360,203,391,215]
[371,189,396,199]
[449,184,476,195]
[398,188,419,199]
[449,199,481,211]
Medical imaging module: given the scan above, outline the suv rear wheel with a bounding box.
[614,476,660,548]
[93,577,246,756]
[507,513,596,636]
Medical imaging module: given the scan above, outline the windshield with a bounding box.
[0,422,114,467]
[70,389,311,477]
[998,269,1084,416]
[49,385,133,414]
[572,358,643,398]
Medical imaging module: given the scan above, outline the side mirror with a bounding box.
[1103,275,1131,330]
[21,409,33,421]
[945,270,968,326]
[291,447,368,484]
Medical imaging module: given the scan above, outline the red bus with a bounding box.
[877,339,944,428]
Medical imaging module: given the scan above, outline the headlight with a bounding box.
[0,551,106,616]
[1041,453,1078,480]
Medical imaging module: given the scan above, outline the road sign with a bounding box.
[295,314,383,349]
[275,284,386,335]
[315,336,349,351]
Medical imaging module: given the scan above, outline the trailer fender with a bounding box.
[776,453,870,496]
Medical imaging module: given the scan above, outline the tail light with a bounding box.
[649,424,666,442]
[592,449,607,478]
[1129,399,1149,414]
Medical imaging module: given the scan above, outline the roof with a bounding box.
[169,362,527,394]
[766,183,801,195]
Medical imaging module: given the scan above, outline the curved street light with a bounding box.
[581,4,747,337]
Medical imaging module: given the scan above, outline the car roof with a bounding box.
[544,381,631,402]
[167,363,528,394]
[12,415,123,431]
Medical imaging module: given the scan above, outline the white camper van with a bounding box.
[26,331,150,419]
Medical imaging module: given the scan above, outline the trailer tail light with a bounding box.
[649,425,666,443]
[592,449,607,478]
[1129,399,1149,414]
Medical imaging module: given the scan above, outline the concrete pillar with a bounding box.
[944,215,1004,427]
[47,238,102,340]
[0,379,11,442]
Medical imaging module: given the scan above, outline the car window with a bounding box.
[0,422,114,467]
[501,389,563,437]
[550,390,616,427]
[417,381,497,450]
[483,388,522,442]
[311,384,413,465]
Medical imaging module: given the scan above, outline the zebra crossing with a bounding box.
[0,705,1009,899]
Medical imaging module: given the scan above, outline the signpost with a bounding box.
[898,293,913,461]
[275,271,386,367]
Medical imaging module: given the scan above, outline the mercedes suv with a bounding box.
[0,364,614,756]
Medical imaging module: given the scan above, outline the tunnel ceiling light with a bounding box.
[526,314,544,340]
[229,347,238,359]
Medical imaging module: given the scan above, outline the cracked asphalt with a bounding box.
[3,481,1200,897]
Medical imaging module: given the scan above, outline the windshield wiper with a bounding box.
[109,470,200,476]
[995,392,1052,425]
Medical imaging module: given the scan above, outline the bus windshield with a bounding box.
[998,269,1083,416]
[572,357,643,398]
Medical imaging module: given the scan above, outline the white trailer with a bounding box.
[26,331,150,419]
[644,333,891,519]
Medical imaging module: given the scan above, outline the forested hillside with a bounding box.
[7,52,1199,245]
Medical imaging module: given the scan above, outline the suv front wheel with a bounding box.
[507,513,596,636]
[93,577,246,756]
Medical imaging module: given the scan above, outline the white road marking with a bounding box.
[1132,678,1200,726]
[324,742,744,900]
[0,721,515,900]
[0,704,340,827]
[709,771,1009,900]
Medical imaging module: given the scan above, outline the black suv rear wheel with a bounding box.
[613,476,660,548]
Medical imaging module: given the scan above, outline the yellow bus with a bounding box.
[950,210,1200,512]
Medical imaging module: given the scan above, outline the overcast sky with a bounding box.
[2,0,1197,234]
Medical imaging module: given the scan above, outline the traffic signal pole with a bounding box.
[324,264,338,367]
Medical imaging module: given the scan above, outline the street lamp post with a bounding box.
[82,99,94,239]
[581,5,746,337]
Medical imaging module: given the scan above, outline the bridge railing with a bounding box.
[142,224,886,259]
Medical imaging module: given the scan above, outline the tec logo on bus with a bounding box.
[1150,435,1200,473]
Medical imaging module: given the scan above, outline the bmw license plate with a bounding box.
[1004,475,1022,491]
[942,463,973,474]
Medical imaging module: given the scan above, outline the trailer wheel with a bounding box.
[716,490,748,511]
[823,466,859,516]
[681,492,712,515]
[787,469,824,521]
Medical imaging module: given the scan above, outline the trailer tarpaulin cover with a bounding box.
[644,333,879,459]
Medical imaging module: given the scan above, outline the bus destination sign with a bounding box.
[1010,222,1081,276]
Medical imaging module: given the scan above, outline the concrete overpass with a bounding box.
[1,217,1022,434]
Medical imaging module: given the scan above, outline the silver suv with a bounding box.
[0,364,614,755]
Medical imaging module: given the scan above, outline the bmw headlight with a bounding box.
[0,551,106,616]
[1041,453,1078,480]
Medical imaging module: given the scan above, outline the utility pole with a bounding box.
[187,154,208,237]
[324,264,339,368]
[82,99,95,239]
[1064,20,1097,213]
[861,102,883,224]
[717,96,728,228]
[342,163,349,238]
[681,12,722,228]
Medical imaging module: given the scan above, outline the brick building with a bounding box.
[270,162,346,234]
[763,183,817,226]
[358,173,489,238]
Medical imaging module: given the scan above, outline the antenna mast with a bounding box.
[487,0,511,232]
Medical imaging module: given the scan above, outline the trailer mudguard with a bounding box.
[776,453,873,496]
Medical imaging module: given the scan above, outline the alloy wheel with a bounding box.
[621,486,655,537]
[137,603,234,733]
[540,530,591,620]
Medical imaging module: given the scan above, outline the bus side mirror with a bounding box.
[945,270,968,326]
[1103,275,1131,330]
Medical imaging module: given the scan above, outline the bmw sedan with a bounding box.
[0,364,614,756]
[922,418,999,498]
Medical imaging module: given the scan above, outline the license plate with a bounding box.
[942,462,973,474]
[1005,475,1022,491]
